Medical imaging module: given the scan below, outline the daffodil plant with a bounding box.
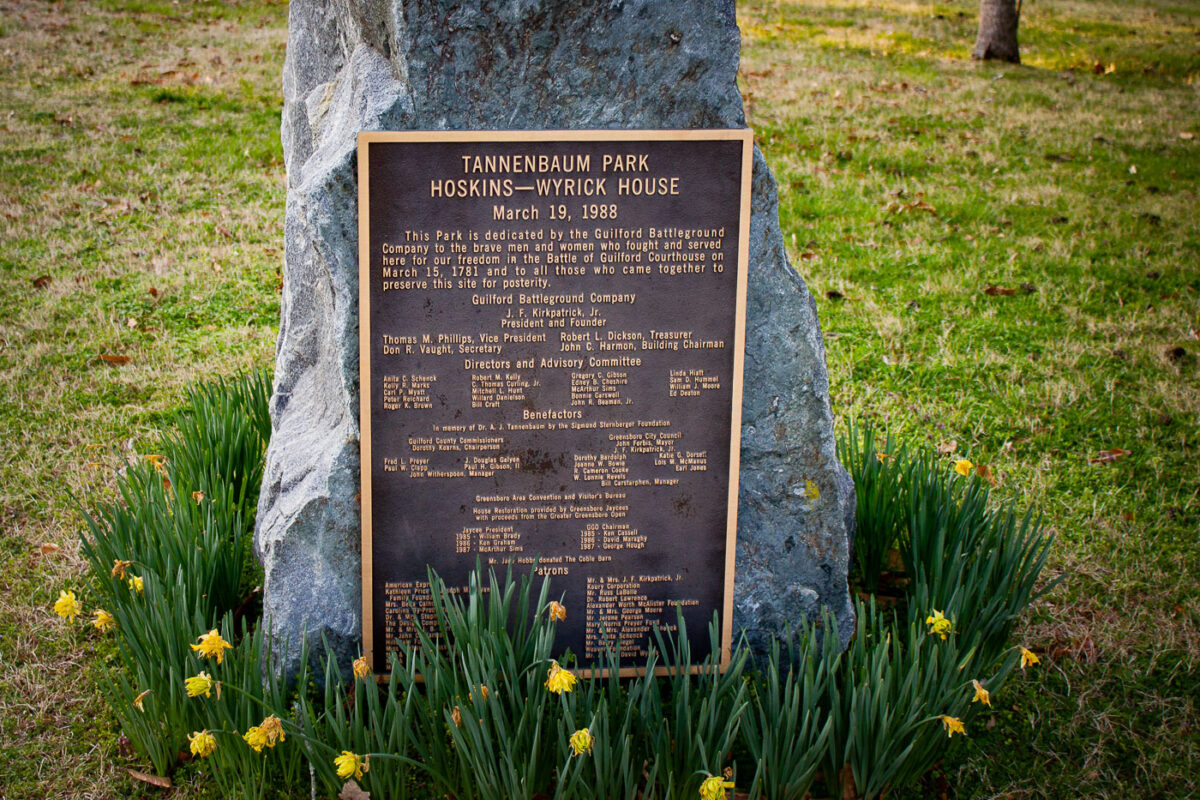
[77,376,1052,800]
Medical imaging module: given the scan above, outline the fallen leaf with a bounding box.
[147,286,160,298]
[937,440,958,455]
[841,764,857,800]
[99,354,133,364]
[127,317,139,329]
[1088,448,1131,465]
[975,464,998,486]
[339,780,370,800]
[32,275,52,289]
[127,769,171,789]
[903,199,937,214]
[40,543,61,556]
[1180,132,1195,140]
[984,285,1017,296]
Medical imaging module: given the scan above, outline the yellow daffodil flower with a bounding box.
[569,728,593,756]
[925,609,953,640]
[243,726,270,753]
[54,590,82,623]
[941,715,966,738]
[334,751,367,781]
[128,575,144,596]
[548,600,567,622]
[545,661,578,694]
[185,671,215,699]
[875,452,890,463]
[93,608,117,633]
[971,679,991,706]
[352,656,371,680]
[111,559,132,580]
[132,689,151,712]
[699,774,735,800]
[1020,647,1040,669]
[188,730,217,758]
[190,629,234,664]
[954,459,974,477]
[259,715,285,747]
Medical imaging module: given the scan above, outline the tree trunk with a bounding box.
[973,0,1021,63]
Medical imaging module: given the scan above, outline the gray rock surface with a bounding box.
[256,0,854,678]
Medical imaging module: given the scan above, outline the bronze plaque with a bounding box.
[359,130,752,674]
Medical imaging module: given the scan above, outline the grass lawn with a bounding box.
[1,0,1196,797]
[739,0,1199,795]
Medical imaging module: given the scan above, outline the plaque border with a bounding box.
[358,128,754,677]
